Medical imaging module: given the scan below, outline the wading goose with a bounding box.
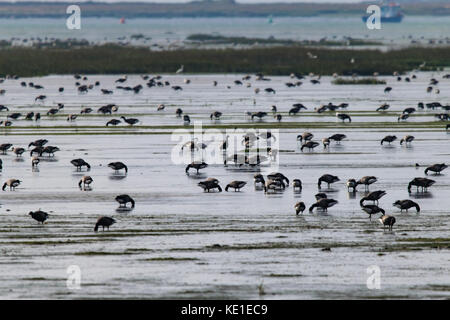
[35,95,46,102]
[301,141,319,152]
[29,210,49,224]
[30,147,43,157]
[7,113,21,120]
[336,113,351,122]
[318,174,340,189]
[210,111,222,120]
[254,174,265,187]
[356,176,377,191]
[322,138,330,149]
[0,143,12,154]
[121,116,139,125]
[71,158,91,171]
[47,108,59,116]
[25,112,34,120]
[67,114,77,122]
[360,190,387,205]
[393,199,420,212]
[400,135,415,145]
[267,172,289,187]
[328,134,346,144]
[31,156,40,168]
[408,177,435,193]
[295,202,306,215]
[225,181,247,192]
[115,194,135,208]
[376,103,390,112]
[81,107,93,114]
[397,113,409,122]
[309,198,338,213]
[35,113,41,121]
[264,179,286,193]
[0,120,12,127]
[384,87,392,93]
[94,216,116,232]
[98,105,118,114]
[425,163,447,175]
[361,205,385,221]
[379,213,396,231]
[347,179,357,192]
[275,114,282,122]
[381,135,397,145]
[79,176,93,190]
[12,147,25,157]
[288,106,300,115]
[41,146,60,157]
[297,132,313,143]
[185,161,207,175]
[106,119,121,126]
[292,179,302,192]
[198,178,222,192]
[176,108,183,117]
[108,162,128,173]
[251,112,268,121]
[2,179,21,191]
[183,115,191,124]
[28,139,48,148]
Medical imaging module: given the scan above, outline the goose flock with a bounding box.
[183,126,447,231]
[0,137,134,230]
[0,70,448,234]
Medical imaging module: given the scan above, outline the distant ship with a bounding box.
[362,2,404,23]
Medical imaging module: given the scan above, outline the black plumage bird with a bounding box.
[361,205,385,220]
[309,198,338,212]
[115,194,135,208]
[425,163,447,175]
[28,139,48,148]
[379,214,396,231]
[408,177,435,193]
[295,202,306,215]
[94,216,116,232]
[318,174,340,189]
[393,200,420,213]
[121,116,139,125]
[71,158,91,171]
[360,190,387,205]
[29,210,49,224]
[185,162,207,175]
[108,162,128,173]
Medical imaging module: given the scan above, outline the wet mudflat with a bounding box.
[0,74,449,299]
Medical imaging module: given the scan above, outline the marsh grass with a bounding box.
[1,45,450,76]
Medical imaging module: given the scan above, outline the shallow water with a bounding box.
[0,73,449,299]
[3,16,450,48]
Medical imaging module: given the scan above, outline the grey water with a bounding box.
[0,73,449,299]
[3,16,450,47]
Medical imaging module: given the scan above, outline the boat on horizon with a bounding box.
[362,2,404,23]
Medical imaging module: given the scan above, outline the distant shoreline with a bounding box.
[1,1,450,18]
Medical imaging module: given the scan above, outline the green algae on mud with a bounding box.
[0,121,447,136]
